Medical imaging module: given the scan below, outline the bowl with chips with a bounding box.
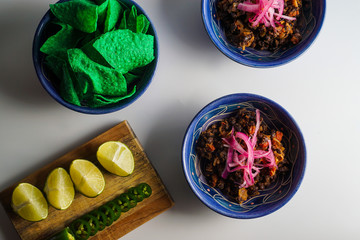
[33,0,158,114]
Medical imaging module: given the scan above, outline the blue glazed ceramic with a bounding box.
[33,0,158,114]
[202,0,326,68]
[182,93,306,218]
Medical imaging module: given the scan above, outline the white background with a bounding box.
[1,0,359,239]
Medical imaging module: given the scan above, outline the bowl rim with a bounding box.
[181,93,307,218]
[201,0,327,68]
[32,0,159,114]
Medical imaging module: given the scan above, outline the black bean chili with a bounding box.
[196,109,290,203]
[216,0,303,51]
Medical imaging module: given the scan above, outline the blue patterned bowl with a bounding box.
[202,0,326,67]
[182,93,306,218]
[33,0,158,114]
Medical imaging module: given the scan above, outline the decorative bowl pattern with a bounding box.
[201,0,326,67]
[182,93,306,218]
[32,0,158,114]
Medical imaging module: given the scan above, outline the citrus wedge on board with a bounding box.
[69,159,105,197]
[44,167,75,210]
[11,183,48,221]
[97,141,134,176]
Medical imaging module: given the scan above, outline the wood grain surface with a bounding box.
[0,121,174,240]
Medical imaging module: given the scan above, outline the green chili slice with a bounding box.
[106,200,122,221]
[128,187,144,202]
[136,183,152,198]
[115,195,131,212]
[119,192,137,208]
[70,219,90,240]
[98,205,115,226]
[90,210,107,231]
[81,214,99,236]
[47,227,75,240]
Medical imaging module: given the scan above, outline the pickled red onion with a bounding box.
[221,109,277,188]
[237,2,259,12]
[221,146,233,179]
[237,0,296,28]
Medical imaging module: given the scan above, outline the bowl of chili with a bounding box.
[202,0,326,67]
[182,93,306,218]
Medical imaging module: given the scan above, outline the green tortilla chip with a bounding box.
[93,29,154,73]
[81,36,111,67]
[124,72,139,86]
[119,9,129,29]
[86,86,136,107]
[76,29,102,48]
[97,0,109,30]
[104,0,122,32]
[50,0,99,33]
[44,55,67,79]
[67,48,127,96]
[116,0,129,10]
[40,22,82,59]
[118,6,150,34]
[126,5,137,32]
[45,55,81,106]
[136,14,150,34]
[60,64,81,106]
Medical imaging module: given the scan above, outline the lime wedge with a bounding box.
[11,183,48,221]
[97,141,134,176]
[44,167,75,210]
[69,159,105,197]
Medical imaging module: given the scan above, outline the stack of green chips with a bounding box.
[40,0,155,108]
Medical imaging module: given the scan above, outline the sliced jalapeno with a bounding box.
[114,195,131,212]
[136,183,152,198]
[122,192,137,208]
[81,214,99,236]
[119,192,137,209]
[128,187,144,202]
[70,219,90,240]
[98,205,115,226]
[61,183,154,240]
[89,210,107,231]
[47,227,75,240]
[106,200,122,221]
[127,192,139,207]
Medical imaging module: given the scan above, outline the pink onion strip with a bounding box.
[221,147,233,179]
[252,0,275,27]
[276,0,284,20]
[236,0,296,29]
[222,136,247,155]
[221,109,278,188]
[273,12,296,21]
[237,2,259,13]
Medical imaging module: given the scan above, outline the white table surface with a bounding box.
[1,0,359,239]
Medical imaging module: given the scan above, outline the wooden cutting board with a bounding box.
[0,121,174,240]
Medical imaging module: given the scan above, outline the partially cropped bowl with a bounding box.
[201,0,326,67]
[182,93,306,218]
[33,0,158,114]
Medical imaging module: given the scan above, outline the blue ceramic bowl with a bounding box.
[202,0,326,67]
[33,0,158,114]
[182,93,306,218]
